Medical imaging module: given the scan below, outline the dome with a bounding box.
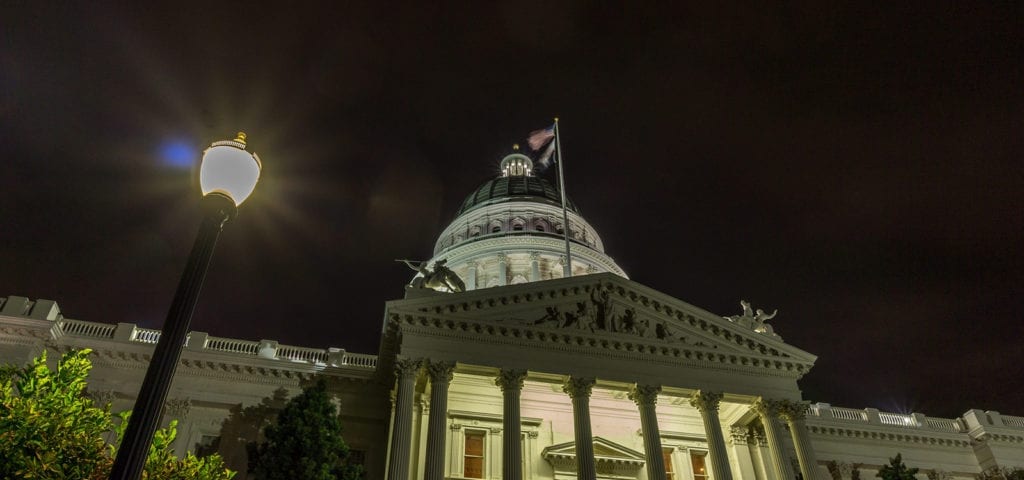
[455,174,580,217]
[409,150,626,293]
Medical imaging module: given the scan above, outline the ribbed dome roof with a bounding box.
[455,175,579,216]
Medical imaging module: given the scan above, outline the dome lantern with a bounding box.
[500,152,533,177]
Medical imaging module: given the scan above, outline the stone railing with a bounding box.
[337,352,378,368]
[60,319,116,339]
[1002,415,1024,428]
[807,403,965,433]
[276,345,329,364]
[204,336,260,355]
[40,310,377,371]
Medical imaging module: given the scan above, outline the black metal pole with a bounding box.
[110,193,236,480]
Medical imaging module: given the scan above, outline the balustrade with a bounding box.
[133,328,162,344]
[60,319,116,338]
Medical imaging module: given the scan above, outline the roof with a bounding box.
[454,175,580,217]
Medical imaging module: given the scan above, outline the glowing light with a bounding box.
[200,133,261,206]
[158,140,195,169]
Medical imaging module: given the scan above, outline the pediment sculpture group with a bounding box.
[528,289,681,342]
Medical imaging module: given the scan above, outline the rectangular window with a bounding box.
[691,452,709,480]
[664,447,676,479]
[464,431,485,479]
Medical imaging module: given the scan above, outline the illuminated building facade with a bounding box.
[1,153,1021,479]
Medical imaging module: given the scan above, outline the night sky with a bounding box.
[2,3,1021,419]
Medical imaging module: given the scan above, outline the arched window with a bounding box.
[470,226,481,237]
[511,217,526,231]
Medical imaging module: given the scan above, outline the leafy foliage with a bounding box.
[978,467,1024,480]
[0,349,235,479]
[250,379,361,480]
[876,454,919,480]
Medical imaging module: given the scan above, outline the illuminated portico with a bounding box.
[382,273,822,480]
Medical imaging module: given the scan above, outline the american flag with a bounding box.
[527,125,555,151]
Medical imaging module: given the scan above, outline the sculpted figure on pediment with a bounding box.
[726,300,780,337]
[526,290,680,343]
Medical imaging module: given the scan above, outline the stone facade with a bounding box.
[2,280,1022,479]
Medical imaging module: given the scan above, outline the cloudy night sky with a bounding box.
[2,3,1021,418]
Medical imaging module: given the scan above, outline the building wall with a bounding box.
[3,294,1024,480]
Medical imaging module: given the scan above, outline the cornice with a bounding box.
[805,422,973,448]
[389,311,808,380]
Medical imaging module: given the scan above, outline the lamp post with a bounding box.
[110,132,261,480]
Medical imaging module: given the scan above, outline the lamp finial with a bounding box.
[235,132,247,145]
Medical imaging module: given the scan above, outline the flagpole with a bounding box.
[553,117,573,277]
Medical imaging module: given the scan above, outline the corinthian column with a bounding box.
[563,377,597,480]
[387,358,421,480]
[629,384,666,480]
[751,398,795,480]
[778,401,819,480]
[424,361,456,480]
[689,391,733,480]
[495,369,528,480]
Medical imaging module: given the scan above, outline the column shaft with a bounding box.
[387,359,420,480]
[690,391,733,480]
[498,253,508,286]
[563,377,597,480]
[753,399,795,480]
[496,370,528,480]
[631,385,666,480]
[777,405,819,480]
[424,361,455,480]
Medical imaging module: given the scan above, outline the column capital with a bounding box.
[628,384,661,406]
[495,369,528,392]
[497,252,508,262]
[529,252,541,261]
[562,376,596,399]
[689,390,724,413]
[729,426,751,445]
[776,400,809,422]
[426,360,456,383]
[751,397,783,417]
[394,358,422,378]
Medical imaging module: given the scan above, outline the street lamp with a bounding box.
[110,132,261,480]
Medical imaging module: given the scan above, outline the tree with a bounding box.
[250,379,361,480]
[0,349,235,479]
[876,454,919,480]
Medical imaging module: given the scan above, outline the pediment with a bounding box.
[386,273,817,378]
[542,437,645,479]
[542,436,645,461]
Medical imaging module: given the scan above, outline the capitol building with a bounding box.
[1,152,1021,480]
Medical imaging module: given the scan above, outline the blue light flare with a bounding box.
[158,140,196,169]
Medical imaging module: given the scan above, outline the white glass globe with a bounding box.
[200,134,261,206]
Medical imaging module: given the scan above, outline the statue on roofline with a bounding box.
[726,299,779,336]
[398,258,466,293]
